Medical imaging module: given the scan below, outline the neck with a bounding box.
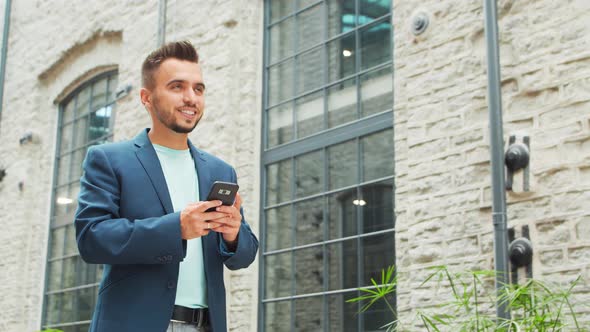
[148,127,189,150]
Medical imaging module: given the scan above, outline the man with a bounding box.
[75,41,258,332]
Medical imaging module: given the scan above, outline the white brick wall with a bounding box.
[0,0,262,331]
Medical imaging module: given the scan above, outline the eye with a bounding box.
[171,83,182,90]
[195,85,205,94]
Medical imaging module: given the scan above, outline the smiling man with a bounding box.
[75,41,258,332]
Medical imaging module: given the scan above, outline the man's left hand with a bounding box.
[213,192,243,245]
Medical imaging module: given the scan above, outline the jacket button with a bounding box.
[167,281,175,289]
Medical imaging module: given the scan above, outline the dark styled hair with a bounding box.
[141,40,199,89]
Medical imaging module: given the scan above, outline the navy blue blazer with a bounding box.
[75,129,258,332]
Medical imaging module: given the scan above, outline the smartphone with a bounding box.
[205,181,239,212]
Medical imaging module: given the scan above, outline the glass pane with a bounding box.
[49,226,66,258]
[61,289,76,322]
[326,239,358,290]
[328,32,356,83]
[78,256,97,286]
[295,198,323,246]
[70,147,87,182]
[297,4,323,52]
[107,74,119,104]
[270,0,293,23]
[47,259,63,291]
[74,115,89,149]
[363,291,396,332]
[328,188,358,239]
[56,154,71,187]
[360,65,392,117]
[295,91,323,139]
[327,0,356,37]
[266,159,292,205]
[298,0,319,9]
[89,106,111,141]
[78,287,95,321]
[90,77,108,111]
[270,17,294,63]
[76,85,91,115]
[361,232,395,287]
[297,46,323,95]
[360,0,391,23]
[59,123,74,155]
[269,59,294,106]
[54,185,70,217]
[362,129,394,182]
[328,139,358,190]
[265,301,291,332]
[62,256,79,289]
[360,18,391,70]
[64,224,78,256]
[267,104,293,148]
[361,179,394,233]
[265,252,292,299]
[295,246,323,294]
[44,293,61,325]
[96,263,104,282]
[265,205,292,251]
[295,150,323,198]
[328,292,359,332]
[76,324,91,332]
[327,78,357,128]
[294,296,323,331]
[62,98,76,124]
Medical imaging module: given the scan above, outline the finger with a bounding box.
[234,192,242,211]
[201,211,227,221]
[198,200,223,212]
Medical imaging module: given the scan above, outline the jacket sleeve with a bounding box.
[75,146,186,265]
[220,168,259,270]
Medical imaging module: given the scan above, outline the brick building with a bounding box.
[0,0,588,331]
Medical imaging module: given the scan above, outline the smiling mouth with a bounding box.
[178,108,198,119]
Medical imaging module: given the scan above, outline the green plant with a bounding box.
[347,265,586,332]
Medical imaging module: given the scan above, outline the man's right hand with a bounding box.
[180,200,226,239]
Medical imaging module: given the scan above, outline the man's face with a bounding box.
[145,58,205,134]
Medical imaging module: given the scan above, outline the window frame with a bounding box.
[260,1,395,331]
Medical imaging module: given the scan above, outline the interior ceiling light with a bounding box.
[342,49,352,57]
[352,199,366,206]
[56,197,74,205]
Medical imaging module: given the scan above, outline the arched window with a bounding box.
[42,71,118,332]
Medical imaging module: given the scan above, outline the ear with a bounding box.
[140,87,152,108]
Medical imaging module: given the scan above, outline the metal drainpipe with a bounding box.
[0,0,12,133]
[157,0,167,46]
[483,0,511,322]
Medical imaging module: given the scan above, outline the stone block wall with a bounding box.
[394,0,590,328]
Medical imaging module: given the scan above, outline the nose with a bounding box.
[182,88,199,106]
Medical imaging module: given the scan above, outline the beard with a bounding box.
[151,94,201,134]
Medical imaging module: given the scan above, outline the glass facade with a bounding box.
[42,72,117,332]
[262,1,395,331]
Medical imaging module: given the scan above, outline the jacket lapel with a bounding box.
[133,129,174,214]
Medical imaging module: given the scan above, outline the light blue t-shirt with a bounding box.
[153,144,207,309]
